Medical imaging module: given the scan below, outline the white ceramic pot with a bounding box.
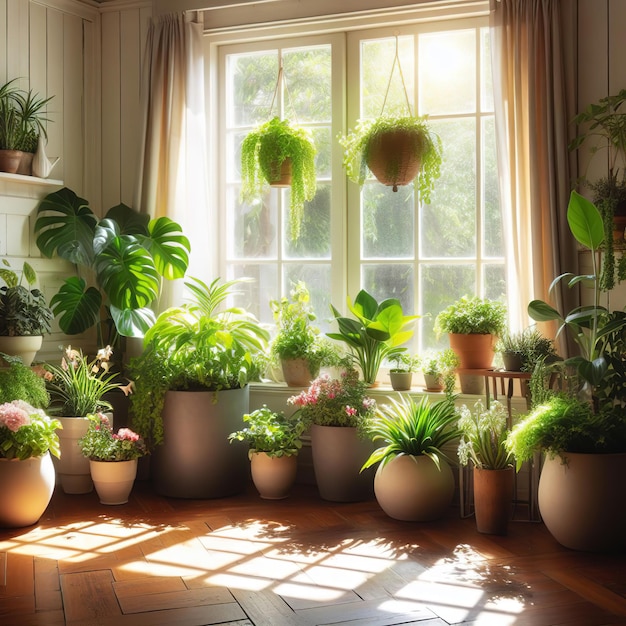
[0,335,43,366]
[0,453,55,527]
[250,452,298,499]
[89,459,138,505]
[54,416,92,494]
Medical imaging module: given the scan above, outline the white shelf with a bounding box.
[0,171,64,199]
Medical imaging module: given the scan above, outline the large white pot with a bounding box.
[0,453,56,527]
[538,452,626,551]
[374,454,454,521]
[90,459,138,505]
[0,335,43,366]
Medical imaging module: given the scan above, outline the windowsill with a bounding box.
[0,171,64,198]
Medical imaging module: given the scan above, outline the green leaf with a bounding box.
[110,305,156,338]
[50,277,102,334]
[34,187,97,267]
[93,218,121,256]
[528,299,562,322]
[567,190,604,251]
[0,268,17,288]
[140,217,190,280]
[22,262,36,286]
[349,289,379,322]
[104,204,150,235]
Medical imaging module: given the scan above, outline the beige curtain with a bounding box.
[134,12,209,307]
[490,0,578,352]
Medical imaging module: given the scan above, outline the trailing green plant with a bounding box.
[496,327,558,372]
[328,289,418,385]
[419,348,459,394]
[0,79,52,152]
[0,400,61,460]
[0,260,53,336]
[44,346,128,417]
[434,295,507,336]
[338,115,443,201]
[0,356,50,408]
[457,399,514,470]
[361,395,460,471]
[128,276,269,450]
[79,413,146,462]
[240,117,316,240]
[34,187,190,345]
[270,281,341,373]
[228,405,307,458]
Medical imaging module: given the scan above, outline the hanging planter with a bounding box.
[338,37,442,196]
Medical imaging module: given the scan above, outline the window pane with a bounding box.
[418,29,476,115]
[420,264,475,348]
[284,264,333,331]
[484,264,506,302]
[229,264,279,323]
[228,52,278,127]
[421,118,476,257]
[481,27,494,113]
[284,184,331,259]
[483,116,502,256]
[362,264,415,313]
[227,187,277,259]
[312,126,332,179]
[362,184,414,258]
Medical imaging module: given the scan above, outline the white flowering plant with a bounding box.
[0,400,61,460]
[457,400,514,470]
[79,413,146,462]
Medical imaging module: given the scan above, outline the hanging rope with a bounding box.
[269,60,298,123]
[380,35,413,118]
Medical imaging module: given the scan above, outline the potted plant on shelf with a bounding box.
[241,116,316,241]
[457,399,515,535]
[361,395,459,521]
[78,413,146,505]
[0,359,60,528]
[0,79,53,175]
[128,276,269,499]
[44,345,129,494]
[338,114,443,195]
[328,289,418,386]
[229,405,307,499]
[509,190,626,551]
[0,260,53,366]
[288,368,377,502]
[496,327,558,373]
[269,281,341,386]
[419,348,460,393]
[387,351,419,391]
[34,187,190,349]
[434,295,507,393]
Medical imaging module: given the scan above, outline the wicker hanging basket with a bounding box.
[365,129,425,192]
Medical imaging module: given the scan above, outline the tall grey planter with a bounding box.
[152,387,250,498]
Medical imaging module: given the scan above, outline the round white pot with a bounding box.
[89,459,138,505]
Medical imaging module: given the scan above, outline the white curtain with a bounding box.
[490,0,577,350]
[134,12,210,308]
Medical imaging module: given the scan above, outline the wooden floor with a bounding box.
[1,480,625,626]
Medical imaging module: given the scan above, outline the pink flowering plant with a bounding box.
[0,400,61,460]
[288,368,376,429]
[79,413,146,462]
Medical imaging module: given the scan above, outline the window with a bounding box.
[216,13,504,351]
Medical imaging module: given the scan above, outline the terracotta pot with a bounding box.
[89,459,138,505]
[538,452,626,551]
[0,335,43,367]
[366,129,423,191]
[0,453,56,527]
[473,466,514,535]
[281,357,319,387]
[373,454,455,521]
[389,370,412,391]
[448,333,496,369]
[250,452,298,499]
[152,387,250,498]
[54,416,93,494]
[267,157,292,187]
[310,424,375,502]
[16,151,34,176]
[0,149,23,174]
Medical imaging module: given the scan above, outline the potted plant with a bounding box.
[44,345,129,494]
[387,351,419,391]
[288,368,377,502]
[434,295,507,393]
[0,358,60,527]
[457,399,515,535]
[338,114,443,196]
[34,187,190,348]
[419,348,460,393]
[78,413,146,505]
[496,327,558,373]
[361,395,459,521]
[0,79,53,175]
[327,289,418,386]
[270,281,341,386]
[512,190,626,551]
[128,276,269,498]
[229,405,307,499]
[241,116,316,241]
[0,260,54,366]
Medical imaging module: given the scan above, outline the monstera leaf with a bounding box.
[49,276,102,335]
[110,305,156,338]
[139,217,190,280]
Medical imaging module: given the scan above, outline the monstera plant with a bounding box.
[34,187,190,345]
